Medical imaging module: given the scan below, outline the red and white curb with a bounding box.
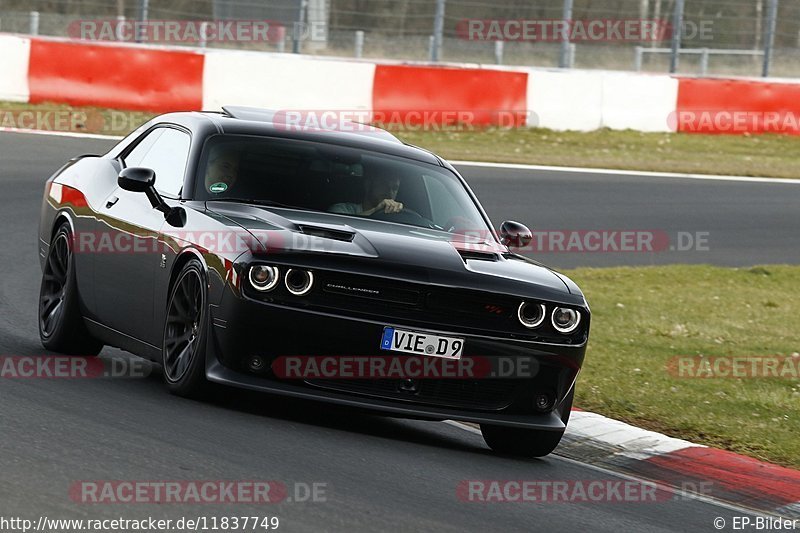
[450,411,800,515]
[549,410,799,516]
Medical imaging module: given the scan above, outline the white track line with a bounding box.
[0,127,123,140]
[452,160,800,184]
[2,126,796,184]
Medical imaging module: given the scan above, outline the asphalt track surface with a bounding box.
[0,131,788,531]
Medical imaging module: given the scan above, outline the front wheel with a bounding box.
[162,259,209,397]
[480,388,575,457]
[38,223,103,355]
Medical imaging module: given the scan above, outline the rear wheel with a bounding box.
[162,259,209,397]
[38,223,103,355]
[480,387,575,457]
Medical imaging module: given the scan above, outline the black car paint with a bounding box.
[38,110,590,430]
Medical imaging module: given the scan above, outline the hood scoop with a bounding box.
[298,224,356,242]
[457,249,500,263]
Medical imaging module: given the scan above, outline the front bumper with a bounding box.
[205,289,586,430]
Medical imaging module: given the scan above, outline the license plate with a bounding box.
[380,327,464,360]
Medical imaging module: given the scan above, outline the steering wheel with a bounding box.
[368,207,436,229]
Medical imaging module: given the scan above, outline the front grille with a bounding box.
[426,290,515,320]
[305,378,522,411]
[243,266,587,344]
[322,278,420,306]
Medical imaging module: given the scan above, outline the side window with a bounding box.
[123,128,190,197]
[423,174,459,227]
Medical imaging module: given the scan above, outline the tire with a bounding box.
[162,258,209,397]
[38,223,103,356]
[480,387,575,458]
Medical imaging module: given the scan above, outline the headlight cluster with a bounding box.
[248,265,314,295]
[517,301,581,334]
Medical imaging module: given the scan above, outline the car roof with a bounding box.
[153,107,443,166]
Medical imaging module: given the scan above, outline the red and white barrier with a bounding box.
[202,50,375,112]
[676,77,800,134]
[0,35,31,102]
[372,64,529,127]
[27,38,204,112]
[526,70,679,132]
[2,34,800,135]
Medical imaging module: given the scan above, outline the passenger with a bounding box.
[204,145,241,194]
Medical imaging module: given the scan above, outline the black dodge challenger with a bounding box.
[37,106,590,456]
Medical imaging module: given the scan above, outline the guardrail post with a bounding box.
[29,11,39,36]
[700,48,709,75]
[293,0,308,54]
[276,25,286,52]
[669,0,684,73]
[115,16,126,41]
[199,21,209,48]
[494,40,503,65]
[762,0,779,77]
[354,30,364,58]
[634,46,644,71]
[431,0,445,62]
[137,0,148,43]
[559,0,574,68]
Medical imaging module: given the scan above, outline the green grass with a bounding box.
[395,127,800,179]
[564,265,800,469]
[2,101,800,178]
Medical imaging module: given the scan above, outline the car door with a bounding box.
[94,126,191,345]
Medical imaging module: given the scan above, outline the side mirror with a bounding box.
[118,167,186,227]
[500,220,532,248]
[118,167,155,193]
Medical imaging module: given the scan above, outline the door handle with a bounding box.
[105,196,119,209]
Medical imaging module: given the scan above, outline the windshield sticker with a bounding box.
[209,182,228,193]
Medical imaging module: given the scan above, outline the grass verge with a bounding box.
[565,264,800,469]
[1,101,799,178]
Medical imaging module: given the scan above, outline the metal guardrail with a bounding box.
[635,46,766,77]
[2,0,796,78]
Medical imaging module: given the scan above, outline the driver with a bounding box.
[329,173,403,216]
[204,145,241,195]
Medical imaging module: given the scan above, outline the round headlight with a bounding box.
[551,307,581,334]
[517,302,546,328]
[285,269,314,296]
[249,265,280,292]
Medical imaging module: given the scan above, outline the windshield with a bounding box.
[195,134,492,235]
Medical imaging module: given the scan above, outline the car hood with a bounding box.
[206,203,578,301]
